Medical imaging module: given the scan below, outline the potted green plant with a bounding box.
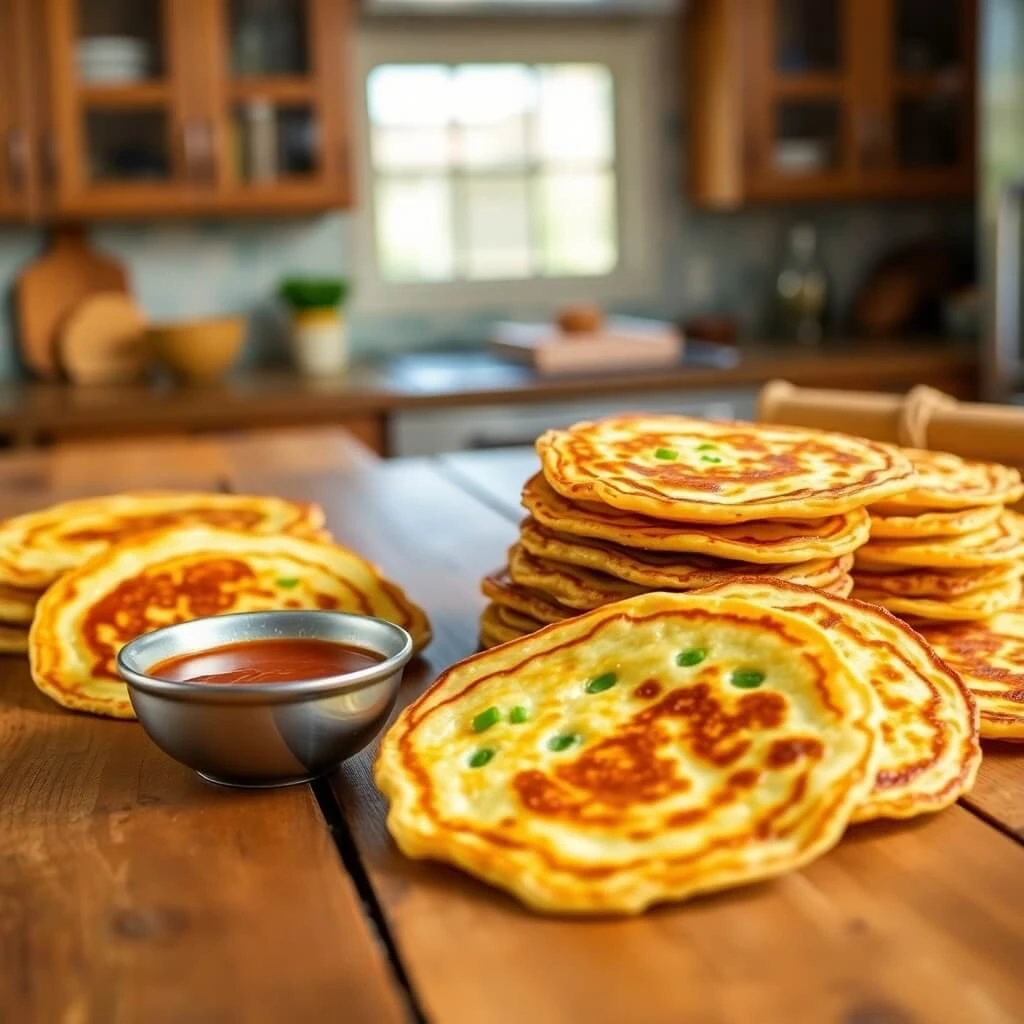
[278,276,351,377]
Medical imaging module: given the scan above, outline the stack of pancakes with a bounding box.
[0,492,431,719]
[849,449,1024,740]
[480,415,916,648]
[852,449,1024,623]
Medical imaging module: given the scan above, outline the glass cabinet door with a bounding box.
[883,0,975,189]
[212,0,345,204]
[48,0,200,213]
[748,0,861,196]
[0,0,35,218]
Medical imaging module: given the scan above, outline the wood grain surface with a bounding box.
[0,431,407,1024]
[2,430,1022,1024]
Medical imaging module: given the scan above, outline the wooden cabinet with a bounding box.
[0,0,352,221]
[0,0,42,220]
[688,0,976,207]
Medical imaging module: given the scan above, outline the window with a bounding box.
[353,27,659,312]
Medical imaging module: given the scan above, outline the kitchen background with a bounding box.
[0,0,1014,454]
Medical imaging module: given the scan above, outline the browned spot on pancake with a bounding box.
[558,732,684,804]
[667,808,706,827]
[316,594,340,610]
[63,509,264,544]
[83,559,257,678]
[667,768,760,828]
[635,682,787,767]
[766,736,824,769]
[634,679,661,700]
[729,769,760,789]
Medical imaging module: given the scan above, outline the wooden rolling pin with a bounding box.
[903,385,1024,467]
[757,380,1024,469]
[756,379,904,443]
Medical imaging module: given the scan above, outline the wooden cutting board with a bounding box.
[60,292,148,386]
[15,225,129,378]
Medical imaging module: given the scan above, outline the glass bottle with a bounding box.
[775,222,830,344]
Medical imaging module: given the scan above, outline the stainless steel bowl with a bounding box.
[117,610,414,788]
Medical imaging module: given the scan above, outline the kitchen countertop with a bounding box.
[0,340,978,446]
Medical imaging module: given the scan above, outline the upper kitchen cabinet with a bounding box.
[36,0,351,219]
[687,0,976,207]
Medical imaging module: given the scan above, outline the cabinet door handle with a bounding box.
[183,121,216,186]
[5,128,28,196]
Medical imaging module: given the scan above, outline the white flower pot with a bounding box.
[290,310,348,377]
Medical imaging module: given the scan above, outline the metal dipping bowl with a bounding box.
[117,610,414,788]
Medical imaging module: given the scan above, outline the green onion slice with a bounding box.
[472,706,501,732]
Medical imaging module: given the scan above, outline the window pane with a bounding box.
[375,177,454,282]
[454,64,534,169]
[536,64,613,165]
[896,96,961,168]
[895,0,961,72]
[372,126,451,170]
[536,171,617,276]
[462,176,531,280]
[77,0,163,80]
[230,0,308,76]
[367,65,452,126]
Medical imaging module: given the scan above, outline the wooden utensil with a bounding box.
[15,225,129,378]
[60,292,147,386]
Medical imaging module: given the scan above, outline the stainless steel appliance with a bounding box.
[982,0,1024,401]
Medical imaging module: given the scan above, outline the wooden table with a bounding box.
[2,429,1022,1024]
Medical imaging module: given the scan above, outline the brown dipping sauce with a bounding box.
[149,637,384,685]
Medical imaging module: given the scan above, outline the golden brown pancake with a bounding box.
[481,568,577,625]
[852,575,1023,622]
[0,624,29,654]
[376,591,880,914]
[869,504,1003,540]
[0,582,40,626]
[869,449,1023,512]
[509,542,853,611]
[536,415,915,524]
[851,563,1022,600]
[918,605,1024,740]
[855,512,1024,570]
[479,603,539,650]
[0,492,326,589]
[697,579,979,822]
[522,473,870,564]
[30,526,431,719]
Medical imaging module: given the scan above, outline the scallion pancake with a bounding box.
[0,581,40,626]
[518,516,857,595]
[0,492,326,589]
[0,624,29,654]
[481,568,577,626]
[509,542,853,611]
[852,575,1023,622]
[869,504,1003,540]
[918,605,1024,740]
[30,526,431,719]
[868,449,1023,513]
[479,603,539,650]
[852,563,1021,600]
[854,512,1024,570]
[698,579,980,821]
[376,592,880,914]
[537,415,915,524]
[522,473,870,563]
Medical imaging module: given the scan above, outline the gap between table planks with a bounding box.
[229,450,1024,1024]
[0,432,409,1024]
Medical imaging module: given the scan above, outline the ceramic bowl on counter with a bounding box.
[149,315,246,384]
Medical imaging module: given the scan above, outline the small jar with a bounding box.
[290,307,348,377]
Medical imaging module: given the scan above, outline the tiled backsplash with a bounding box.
[0,27,975,383]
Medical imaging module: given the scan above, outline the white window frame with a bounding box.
[351,23,663,314]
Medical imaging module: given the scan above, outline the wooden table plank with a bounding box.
[249,454,1024,1024]
[0,440,409,1024]
[438,447,539,519]
[963,743,1024,841]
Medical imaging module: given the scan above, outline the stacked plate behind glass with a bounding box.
[479,415,917,649]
